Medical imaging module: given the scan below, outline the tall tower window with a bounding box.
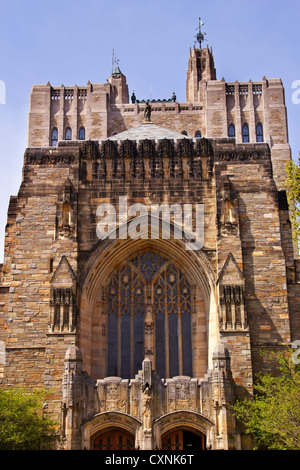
[228,124,235,137]
[242,124,249,143]
[79,127,85,140]
[65,128,72,140]
[51,127,58,147]
[256,123,263,142]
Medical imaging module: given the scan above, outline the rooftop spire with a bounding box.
[112,48,122,75]
[194,17,207,49]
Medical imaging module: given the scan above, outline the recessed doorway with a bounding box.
[93,429,135,450]
[162,429,206,451]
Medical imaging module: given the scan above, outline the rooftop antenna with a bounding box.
[194,17,207,49]
[112,47,115,75]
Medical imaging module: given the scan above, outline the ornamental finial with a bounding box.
[195,17,207,49]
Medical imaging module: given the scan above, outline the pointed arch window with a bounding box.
[105,251,192,379]
[79,127,85,140]
[51,127,58,147]
[256,123,263,142]
[228,124,235,137]
[242,123,249,143]
[65,128,72,140]
[195,131,201,138]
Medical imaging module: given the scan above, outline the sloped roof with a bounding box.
[107,122,190,142]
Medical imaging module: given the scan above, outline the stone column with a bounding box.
[141,358,153,450]
[211,344,236,450]
[62,345,83,450]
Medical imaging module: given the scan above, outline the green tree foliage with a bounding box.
[0,387,58,450]
[233,350,300,450]
[285,156,300,250]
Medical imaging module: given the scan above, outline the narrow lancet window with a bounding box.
[256,123,263,142]
[228,124,235,137]
[65,128,72,140]
[51,127,58,146]
[242,124,249,143]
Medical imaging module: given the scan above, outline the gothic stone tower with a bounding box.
[0,31,300,451]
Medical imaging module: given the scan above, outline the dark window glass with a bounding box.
[242,124,249,143]
[51,128,58,146]
[256,123,263,142]
[228,124,235,137]
[155,311,166,378]
[107,312,118,376]
[134,312,144,374]
[195,131,201,138]
[65,128,72,140]
[169,312,179,377]
[121,312,130,379]
[79,127,85,140]
[182,310,193,376]
[106,253,192,380]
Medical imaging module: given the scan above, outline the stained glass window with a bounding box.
[105,251,192,379]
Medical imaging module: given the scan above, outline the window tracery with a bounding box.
[105,251,192,379]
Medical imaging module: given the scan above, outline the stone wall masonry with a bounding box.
[27,67,291,191]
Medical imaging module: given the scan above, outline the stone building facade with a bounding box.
[0,34,299,450]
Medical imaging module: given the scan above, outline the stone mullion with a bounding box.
[130,276,134,379]
[117,272,121,377]
[231,287,235,329]
[59,290,64,332]
[72,85,78,140]
[191,285,197,378]
[69,289,73,332]
[240,290,246,329]
[177,274,183,376]
[58,85,65,141]
[164,268,169,378]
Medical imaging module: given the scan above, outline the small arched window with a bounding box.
[195,131,201,138]
[51,128,58,147]
[242,124,249,143]
[79,127,85,140]
[256,123,263,142]
[228,124,235,137]
[181,131,188,136]
[65,128,72,140]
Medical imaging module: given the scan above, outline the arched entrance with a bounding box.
[93,428,135,450]
[162,429,206,451]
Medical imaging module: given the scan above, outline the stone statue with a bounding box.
[144,101,151,122]
[142,384,153,430]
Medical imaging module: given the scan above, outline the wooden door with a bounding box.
[162,429,206,451]
[162,430,184,450]
[93,430,135,450]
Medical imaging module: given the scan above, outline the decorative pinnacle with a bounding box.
[194,17,207,49]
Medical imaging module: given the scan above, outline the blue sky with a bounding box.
[0,0,299,261]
